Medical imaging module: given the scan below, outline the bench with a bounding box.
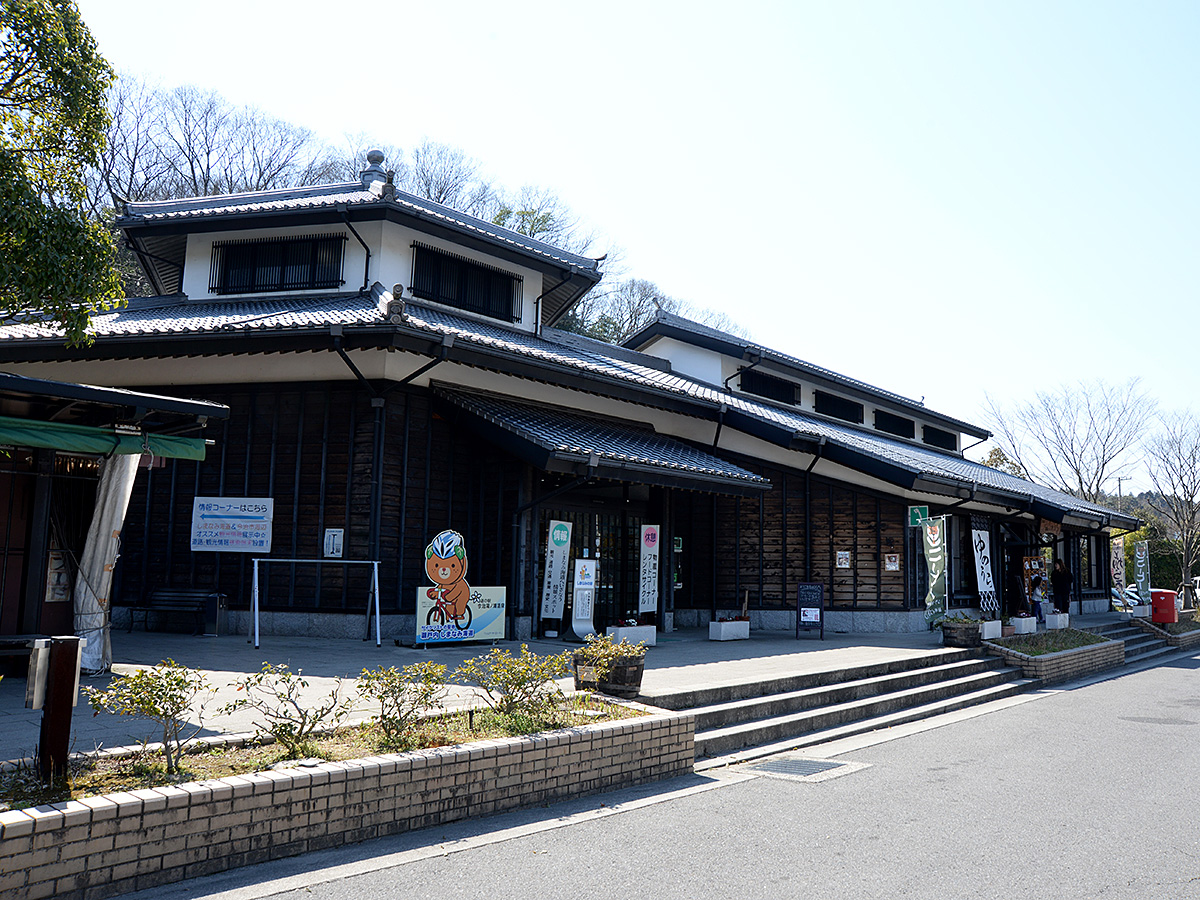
[127,589,224,634]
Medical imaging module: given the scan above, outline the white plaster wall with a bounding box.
[377,221,541,331]
[639,336,725,387]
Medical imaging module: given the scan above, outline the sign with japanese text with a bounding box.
[570,558,598,640]
[922,516,947,624]
[638,524,660,614]
[971,529,998,616]
[416,529,506,644]
[1134,540,1150,600]
[1111,535,1126,593]
[540,520,573,620]
[190,497,273,553]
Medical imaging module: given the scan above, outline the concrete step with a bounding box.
[696,678,1040,768]
[691,656,1012,730]
[642,647,980,712]
[695,665,1026,758]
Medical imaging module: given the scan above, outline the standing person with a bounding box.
[1030,574,1047,623]
[1051,557,1072,614]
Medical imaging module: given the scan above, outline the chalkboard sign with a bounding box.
[796,582,824,640]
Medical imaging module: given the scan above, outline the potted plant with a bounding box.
[573,633,648,698]
[939,615,982,648]
[1044,608,1070,630]
[980,615,1002,640]
[1001,616,1016,638]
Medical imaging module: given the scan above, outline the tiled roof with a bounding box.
[0,286,1129,525]
[434,387,769,490]
[120,182,600,273]
[625,310,986,437]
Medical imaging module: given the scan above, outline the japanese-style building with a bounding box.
[0,152,1136,641]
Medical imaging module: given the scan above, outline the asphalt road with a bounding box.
[124,652,1200,900]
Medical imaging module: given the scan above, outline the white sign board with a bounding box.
[323,528,344,558]
[638,524,660,614]
[540,520,573,620]
[191,497,273,553]
[570,558,598,640]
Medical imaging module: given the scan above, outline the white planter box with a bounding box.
[1044,613,1069,630]
[980,620,1002,640]
[605,625,657,647]
[1013,616,1038,634]
[1131,605,1152,619]
[709,620,750,641]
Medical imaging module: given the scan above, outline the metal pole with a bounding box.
[373,561,381,647]
[252,559,260,650]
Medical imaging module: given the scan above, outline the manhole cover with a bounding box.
[740,756,869,783]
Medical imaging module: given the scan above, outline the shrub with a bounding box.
[84,659,213,774]
[222,663,352,758]
[454,645,572,718]
[358,661,448,748]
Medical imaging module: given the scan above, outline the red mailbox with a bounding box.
[1151,589,1178,624]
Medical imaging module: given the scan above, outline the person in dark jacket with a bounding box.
[1051,558,1072,614]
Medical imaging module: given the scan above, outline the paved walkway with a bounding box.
[0,613,1129,764]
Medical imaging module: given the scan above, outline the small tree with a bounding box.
[358,661,447,748]
[84,659,212,774]
[223,663,352,758]
[454,645,572,719]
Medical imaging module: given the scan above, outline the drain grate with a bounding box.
[748,758,844,777]
[740,755,869,783]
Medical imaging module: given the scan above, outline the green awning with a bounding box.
[0,415,207,460]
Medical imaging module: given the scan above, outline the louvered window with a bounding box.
[739,369,799,405]
[923,425,958,451]
[410,242,522,322]
[209,234,346,295]
[874,410,915,439]
[813,391,864,424]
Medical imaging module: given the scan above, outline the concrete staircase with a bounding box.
[643,649,1034,765]
[1082,619,1173,664]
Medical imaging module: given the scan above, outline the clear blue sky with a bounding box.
[76,1,1199,483]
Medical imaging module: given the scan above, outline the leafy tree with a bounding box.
[984,379,1154,503]
[980,445,1027,478]
[0,0,123,344]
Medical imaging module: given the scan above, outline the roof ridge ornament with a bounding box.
[360,149,387,192]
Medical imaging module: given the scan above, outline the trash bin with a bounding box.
[204,591,228,636]
[1151,589,1178,624]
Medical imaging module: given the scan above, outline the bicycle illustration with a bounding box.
[425,585,474,630]
[424,529,473,630]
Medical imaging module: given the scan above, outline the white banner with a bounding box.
[971,529,998,616]
[540,520,572,620]
[1111,536,1126,593]
[638,524,660,614]
[570,558,597,640]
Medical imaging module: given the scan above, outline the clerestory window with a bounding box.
[410,242,522,322]
[209,234,346,295]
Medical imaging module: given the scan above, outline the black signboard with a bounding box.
[796,582,824,640]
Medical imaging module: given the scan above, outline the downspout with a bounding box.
[534,271,574,336]
[711,404,727,448]
[804,437,826,582]
[337,205,372,292]
[330,325,383,564]
[961,434,989,455]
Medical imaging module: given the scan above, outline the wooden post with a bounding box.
[38,636,80,782]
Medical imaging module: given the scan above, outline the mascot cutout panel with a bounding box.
[416,529,506,644]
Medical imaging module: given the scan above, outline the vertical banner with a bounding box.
[1134,540,1151,600]
[971,529,998,617]
[570,558,598,641]
[539,520,573,620]
[922,516,947,624]
[638,524,660,614]
[1111,535,1126,593]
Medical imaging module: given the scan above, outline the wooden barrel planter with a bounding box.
[573,653,645,698]
[940,620,982,648]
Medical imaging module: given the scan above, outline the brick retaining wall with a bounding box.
[0,709,693,900]
[1132,619,1200,649]
[984,638,1124,684]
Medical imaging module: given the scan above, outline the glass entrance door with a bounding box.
[541,509,644,632]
